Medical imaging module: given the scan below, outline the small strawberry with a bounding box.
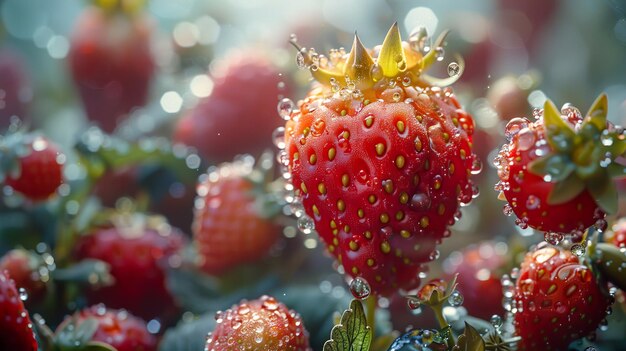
[494,94,625,235]
[607,218,626,248]
[68,2,154,133]
[55,304,156,351]
[284,24,477,296]
[193,154,281,275]
[443,241,508,320]
[513,244,611,351]
[486,73,538,121]
[205,295,311,351]
[0,49,31,129]
[0,271,38,351]
[0,249,48,306]
[75,213,185,321]
[1,133,64,201]
[173,49,291,163]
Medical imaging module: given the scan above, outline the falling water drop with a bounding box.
[447,62,460,77]
[349,277,371,300]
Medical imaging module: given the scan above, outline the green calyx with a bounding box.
[291,22,464,92]
[92,0,146,16]
[528,94,626,214]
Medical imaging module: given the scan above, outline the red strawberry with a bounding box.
[513,244,610,351]
[193,155,280,275]
[443,241,508,320]
[284,24,477,296]
[0,49,31,129]
[55,304,156,351]
[487,73,538,121]
[0,249,48,306]
[205,295,311,351]
[173,49,291,162]
[607,218,626,248]
[2,134,64,201]
[75,214,185,321]
[0,271,38,351]
[68,3,154,133]
[494,94,624,235]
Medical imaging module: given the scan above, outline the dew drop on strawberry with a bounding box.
[349,277,371,300]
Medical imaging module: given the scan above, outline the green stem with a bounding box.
[432,303,456,349]
[365,295,377,335]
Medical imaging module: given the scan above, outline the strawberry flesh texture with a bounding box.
[0,272,38,351]
[57,305,156,351]
[500,120,602,233]
[514,245,610,351]
[287,87,474,296]
[75,226,184,321]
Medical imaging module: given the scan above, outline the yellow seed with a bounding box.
[413,175,420,185]
[349,241,359,251]
[395,155,405,169]
[337,199,345,212]
[399,192,409,204]
[424,159,430,170]
[300,182,307,193]
[414,138,422,152]
[452,118,459,126]
[312,205,319,216]
[396,211,405,221]
[364,231,372,239]
[403,258,411,264]
[413,244,420,251]
[344,225,350,233]
[340,109,347,116]
[342,131,350,139]
[357,209,364,218]
[547,284,557,295]
[351,266,359,274]
[330,220,337,229]
[368,195,377,204]
[375,143,386,156]
[396,120,406,133]
[434,178,441,190]
[438,204,446,215]
[383,179,394,194]
[448,162,455,175]
[341,174,349,187]
[416,114,423,122]
[309,153,317,165]
[460,149,466,160]
[380,213,389,224]
[332,229,338,235]
[333,238,339,246]
[293,152,299,161]
[443,132,450,142]
[364,99,371,105]
[303,127,310,137]
[367,258,375,267]
[328,148,336,161]
[380,241,391,254]
[328,245,335,252]
[420,216,430,228]
[364,116,374,127]
[400,230,411,238]
[318,183,326,194]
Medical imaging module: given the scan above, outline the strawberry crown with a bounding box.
[291,23,463,91]
[91,0,146,15]
[529,94,626,214]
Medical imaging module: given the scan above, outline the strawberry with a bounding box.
[0,249,48,306]
[0,49,31,129]
[0,271,38,351]
[173,49,291,163]
[487,73,538,121]
[607,218,626,248]
[68,2,154,133]
[443,241,508,320]
[75,213,185,321]
[205,295,311,351]
[284,24,477,296]
[1,133,64,201]
[494,94,625,235]
[193,155,281,275]
[55,304,156,351]
[513,244,611,351]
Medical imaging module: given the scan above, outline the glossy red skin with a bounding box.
[75,226,185,321]
[286,86,475,296]
[193,172,279,275]
[0,49,30,129]
[206,295,311,351]
[5,137,64,201]
[174,51,290,163]
[57,305,156,351]
[69,8,154,133]
[0,272,38,351]
[514,245,610,351]
[443,242,506,320]
[0,250,46,305]
[501,120,602,233]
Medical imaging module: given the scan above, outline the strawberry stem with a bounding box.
[431,302,456,349]
[365,294,377,335]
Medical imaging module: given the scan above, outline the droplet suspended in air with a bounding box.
[277,98,294,120]
[447,62,460,77]
[349,277,371,300]
[448,290,463,306]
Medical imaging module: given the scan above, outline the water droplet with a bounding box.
[490,315,503,329]
[18,288,28,301]
[561,103,582,121]
[272,127,286,149]
[532,108,543,119]
[349,277,371,299]
[544,232,564,245]
[571,244,585,257]
[595,218,608,232]
[277,98,294,120]
[408,26,430,53]
[297,215,315,234]
[601,130,614,146]
[516,128,536,151]
[502,203,513,216]
[470,156,482,174]
[504,117,529,141]
[295,52,306,69]
[448,290,463,306]
[434,47,445,62]
[447,62,460,77]
[407,297,421,310]
[410,193,431,211]
[526,195,540,210]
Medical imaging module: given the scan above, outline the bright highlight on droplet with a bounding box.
[190,75,214,97]
[173,21,199,48]
[160,91,183,113]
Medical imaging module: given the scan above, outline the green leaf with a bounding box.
[584,93,608,130]
[543,99,575,152]
[51,259,113,286]
[595,243,626,291]
[528,154,575,182]
[323,299,372,351]
[547,174,586,205]
[81,342,118,351]
[453,322,485,351]
[159,313,217,351]
[587,178,618,214]
[56,317,99,349]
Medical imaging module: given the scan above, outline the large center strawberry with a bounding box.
[285,24,476,296]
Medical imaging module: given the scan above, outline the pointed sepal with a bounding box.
[345,34,375,90]
[587,178,618,214]
[378,22,406,78]
[452,322,485,351]
[528,154,575,182]
[547,174,585,205]
[543,99,575,153]
[585,93,608,131]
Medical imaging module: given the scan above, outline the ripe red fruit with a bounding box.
[173,50,290,162]
[0,49,31,129]
[205,295,311,351]
[68,5,154,133]
[494,94,623,234]
[284,25,476,296]
[193,156,280,275]
[513,244,610,351]
[75,216,185,321]
[0,249,47,305]
[487,74,537,121]
[3,135,64,201]
[0,271,38,351]
[443,241,508,320]
[607,218,626,248]
[55,304,156,351]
